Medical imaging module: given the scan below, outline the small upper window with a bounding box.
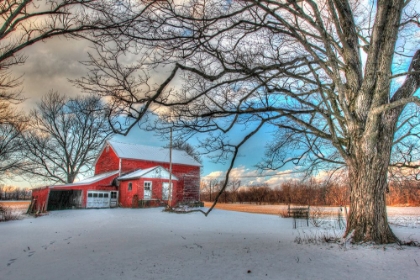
[128,182,132,191]
[144,181,152,190]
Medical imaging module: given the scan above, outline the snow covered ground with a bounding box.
[0,208,419,280]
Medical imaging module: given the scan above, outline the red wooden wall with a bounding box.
[94,146,119,175]
[31,187,50,212]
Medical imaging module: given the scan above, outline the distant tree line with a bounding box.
[0,185,32,200]
[201,179,420,207]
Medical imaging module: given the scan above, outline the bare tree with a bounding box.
[200,178,223,201]
[0,98,26,178]
[165,139,202,164]
[19,91,112,184]
[75,1,420,243]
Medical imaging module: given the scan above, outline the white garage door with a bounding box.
[87,191,110,208]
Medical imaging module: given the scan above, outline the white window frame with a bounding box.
[144,181,152,199]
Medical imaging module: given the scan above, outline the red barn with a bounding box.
[31,141,201,211]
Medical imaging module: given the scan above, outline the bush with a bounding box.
[294,229,342,245]
[0,205,21,222]
[310,207,327,228]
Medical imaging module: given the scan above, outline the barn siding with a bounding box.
[94,146,120,175]
[31,187,50,213]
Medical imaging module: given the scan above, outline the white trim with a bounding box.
[118,166,179,181]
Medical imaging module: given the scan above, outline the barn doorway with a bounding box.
[110,191,118,208]
[47,190,82,211]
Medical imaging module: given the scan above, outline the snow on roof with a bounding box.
[118,166,179,181]
[107,140,201,167]
[52,170,119,188]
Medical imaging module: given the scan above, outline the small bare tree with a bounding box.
[0,98,26,178]
[19,91,112,184]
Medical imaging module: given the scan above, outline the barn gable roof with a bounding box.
[104,140,201,167]
[118,166,179,181]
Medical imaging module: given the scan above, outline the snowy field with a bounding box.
[0,208,419,280]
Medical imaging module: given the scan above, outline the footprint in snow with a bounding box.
[27,251,35,257]
[7,258,17,266]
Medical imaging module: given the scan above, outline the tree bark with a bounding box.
[345,117,399,243]
[346,160,398,243]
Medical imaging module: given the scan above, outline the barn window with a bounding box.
[128,182,132,191]
[93,193,98,198]
[88,193,93,198]
[104,193,109,198]
[99,193,103,198]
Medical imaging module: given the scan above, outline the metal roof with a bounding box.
[51,170,119,188]
[107,140,201,167]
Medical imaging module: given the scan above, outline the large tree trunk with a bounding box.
[345,115,400,243]
[346,162,398,243]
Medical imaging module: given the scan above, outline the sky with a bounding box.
[8,37,301,189]
[6,2,419,190]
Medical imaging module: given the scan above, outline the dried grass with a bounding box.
[0,205,22,222]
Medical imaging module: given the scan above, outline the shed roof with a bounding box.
[107,140,201,167]
[52,170,119,188]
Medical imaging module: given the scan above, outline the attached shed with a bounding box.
[31,171,119,212]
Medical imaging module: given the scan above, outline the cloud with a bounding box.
[13,37,93,109]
